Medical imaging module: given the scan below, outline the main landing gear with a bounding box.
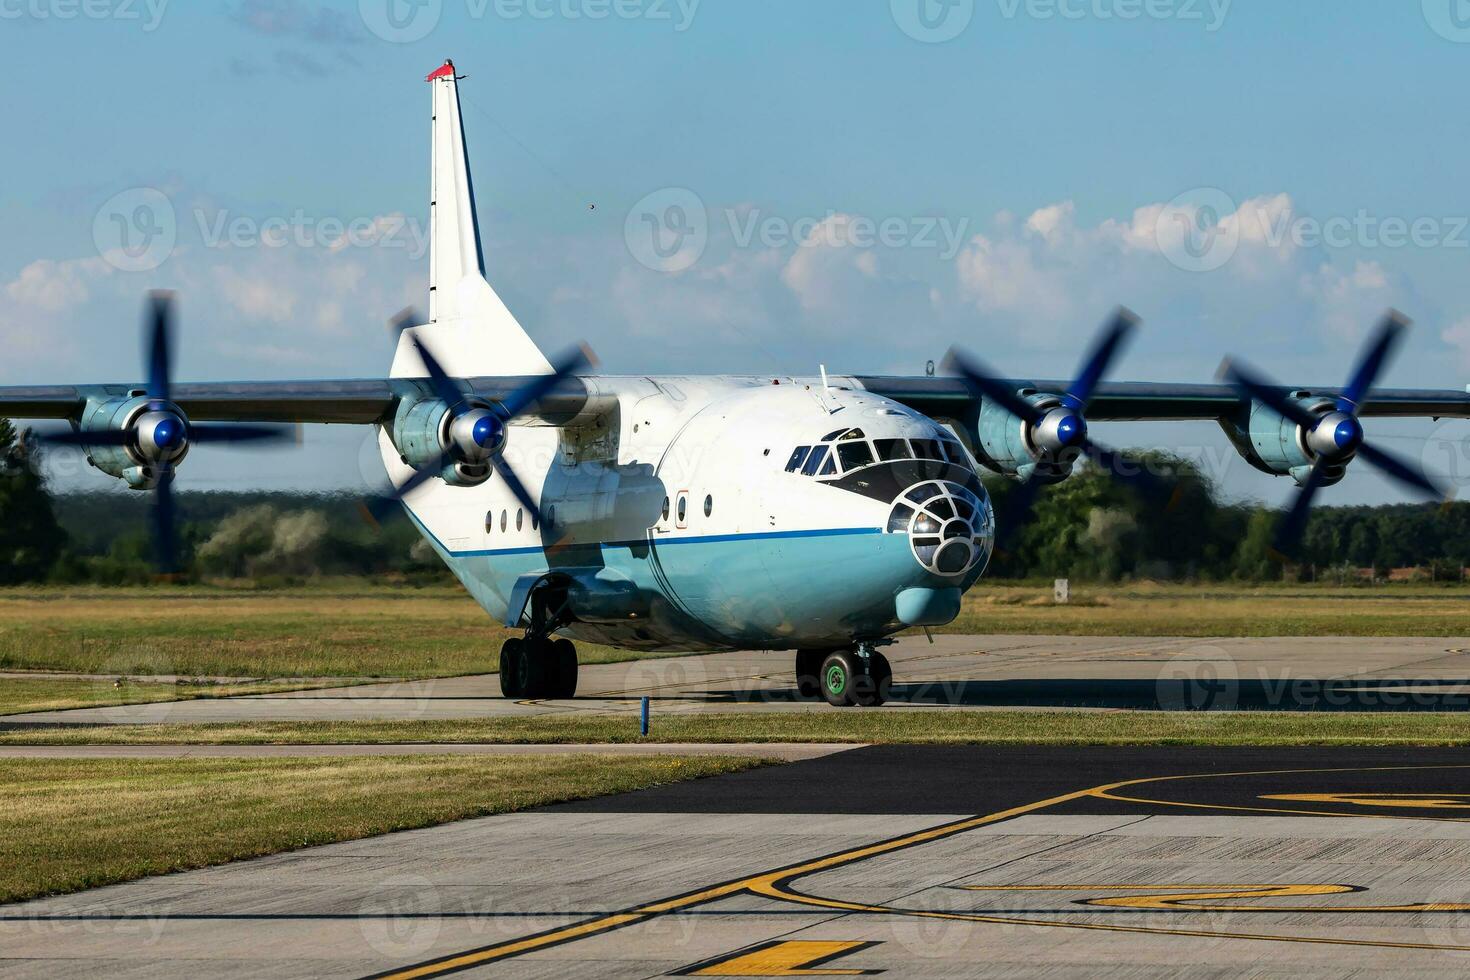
[795,644,892,708]
[499,636,578,699]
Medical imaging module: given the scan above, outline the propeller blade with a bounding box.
[411,337,467,410]
[1356,441,1442,499]
[496,346,596,421]
[151,471,179,576]
[36,429,129,447]
[1065,308,1138,410]
[145,291,174,405]
[942,348,1047,426]
[1221,360,1321,431]
[1338,311,1409,412]
[1272,460,1330,559]
[493,456,543,529]
[189,423,302,446]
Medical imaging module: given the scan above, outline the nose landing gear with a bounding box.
[797,644,892,707]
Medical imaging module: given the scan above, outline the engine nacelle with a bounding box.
[75,394,190,490]
[1218,393,1351,487]
[970,389,1086,484]
[390,395,503,488]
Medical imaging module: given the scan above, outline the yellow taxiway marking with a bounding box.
[366,764,1470,979]
[962,883,1470,913]
[677,940,880,976]
[1263,792,1470,810]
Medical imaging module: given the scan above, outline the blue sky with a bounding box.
[4,0,1470,503]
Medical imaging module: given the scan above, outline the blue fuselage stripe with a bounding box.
[409,519,883,558]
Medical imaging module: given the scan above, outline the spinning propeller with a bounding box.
[368,308,593,532]
[1221,311,1443,558]
[944,308,1155,545]
[39,292,298,574]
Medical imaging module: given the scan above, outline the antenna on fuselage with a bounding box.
[818,364,837,414]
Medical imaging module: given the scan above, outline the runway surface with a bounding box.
[8,633,1470,726]
[9,746,1470,977]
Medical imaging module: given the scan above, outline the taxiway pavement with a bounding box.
[6,633,1470,726]
[7,746,1470,978]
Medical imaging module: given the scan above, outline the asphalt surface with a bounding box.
[8,633,1470,726]
[9,746,1470,977]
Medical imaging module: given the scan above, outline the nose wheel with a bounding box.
[499,636,578,699]
[811,648,891,707]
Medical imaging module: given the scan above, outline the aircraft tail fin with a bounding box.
[391,60,552,380]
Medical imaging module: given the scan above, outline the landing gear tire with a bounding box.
[795,650,824,700]
[549,638,578,699]
[499,638,526,699]
[852,651,891,708]
[820,651,859,707]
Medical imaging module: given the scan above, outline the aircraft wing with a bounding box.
[852,376,1470,422]
[0,377,608,426]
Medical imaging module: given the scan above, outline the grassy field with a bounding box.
[0,754,763,905]
[0,584,673,678]
[0,677,346,716]
[7,711,1470,747]
[945,581,1470,636]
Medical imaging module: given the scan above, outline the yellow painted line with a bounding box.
[367,763,1470,978]
[961,882,1470,913]
[679,940,878,976]
[1262,792,1470,810]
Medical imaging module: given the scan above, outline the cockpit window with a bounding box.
[874,438,912,461]
[819,452,837,476]
[837,428,866,441]
[801,445,830,476]
[836,440,875,472]
[940,439,967,464]
[911,439,943,461]
[785,446,811,473]
[820,429,846,442]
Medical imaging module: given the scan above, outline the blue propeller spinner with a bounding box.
[367,308,594,533]
[39,292,299,575]
[944,308,1155,547]
[1221,311,1442,558]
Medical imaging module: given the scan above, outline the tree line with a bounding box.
[1,420,1466,584]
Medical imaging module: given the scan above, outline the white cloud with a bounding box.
[5,256,111,312]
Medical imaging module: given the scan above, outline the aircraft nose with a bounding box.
[887,480,994,580]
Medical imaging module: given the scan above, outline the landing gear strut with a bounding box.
[499,581,578,699]
[800,644,892,708]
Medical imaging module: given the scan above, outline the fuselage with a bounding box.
[383,376,995,651]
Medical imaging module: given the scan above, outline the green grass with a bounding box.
[7,711,1470,747]
[0,676,339,716]
[0,754,765,905]
[0,584,690,678]
[940,581,1470,636]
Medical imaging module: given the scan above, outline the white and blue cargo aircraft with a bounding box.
[5,61,1469,707]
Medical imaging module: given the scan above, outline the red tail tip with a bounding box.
[426,60,455,82]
